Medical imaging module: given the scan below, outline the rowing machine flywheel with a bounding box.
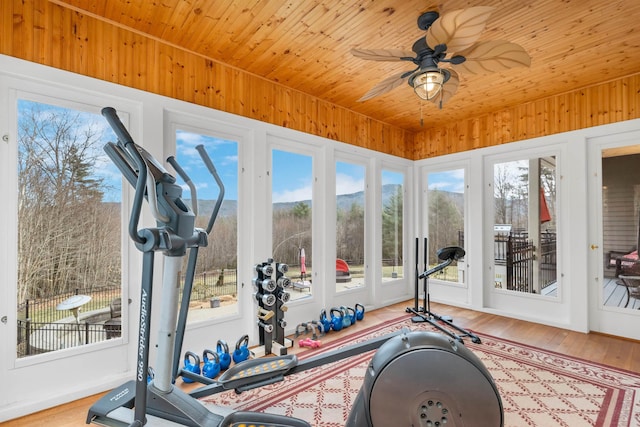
[346,331,503,427]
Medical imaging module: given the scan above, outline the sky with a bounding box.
[17,99,405,205]
[175,130,237,201]
[427,169,465,193]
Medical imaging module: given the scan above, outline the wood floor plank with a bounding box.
[4,300,640,426]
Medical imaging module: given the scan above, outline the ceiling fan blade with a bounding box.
[350,48,415,61]
[357,71,410,101]
[425,6,495,53]
[430,69,459,107]
[454,40,531,74]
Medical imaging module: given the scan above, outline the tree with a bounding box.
[336,203,365,263]
[493,164,516,225]
[17,102,120,301]
[272,205,312,265]
[428,189,463,259]
[382,185,403,264]
[292,201,310,219]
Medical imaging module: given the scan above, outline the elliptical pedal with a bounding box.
[217,354,298,392]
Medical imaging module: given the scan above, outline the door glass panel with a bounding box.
[492,157,557,296]
[426,169,465,283]
[175,130,238,320]
[272,149,313,301]
[601,149,640,309]
[17,99,122,357]
[336,161,365,292]
[381,170,404,281]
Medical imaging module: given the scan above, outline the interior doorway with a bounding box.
[588,131,640,339]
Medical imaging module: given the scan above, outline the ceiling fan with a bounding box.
[351,6,531,107]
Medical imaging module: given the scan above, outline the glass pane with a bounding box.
[381,170,404,281]
[601,149,640,309]
[336,161,365,291]
[175,130,238,320]
[493,157,557,296]
[427,169,465,283]
[17,100,122,357]
[272,150,312,301]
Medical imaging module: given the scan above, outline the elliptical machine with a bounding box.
[86,107,309,427]
[87,107,503,426]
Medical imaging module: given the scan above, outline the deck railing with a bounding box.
[16,269,238,357]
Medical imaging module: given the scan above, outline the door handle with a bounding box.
[591,244,599,250]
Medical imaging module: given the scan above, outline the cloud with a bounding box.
[428,169,465,193]
[273,184,312,203]
[336,172,364,195]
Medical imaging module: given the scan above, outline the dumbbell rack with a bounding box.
[252,258,293,356]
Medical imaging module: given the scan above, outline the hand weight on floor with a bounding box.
[216,339,232,370]
[319,309,332,333]
[340,306,352,329]
[202,349,221,379]
[330,308,343,331]
[355,303,365,321]
[345,306,356,325]
[182,351,201,383]
[233,334,251,363]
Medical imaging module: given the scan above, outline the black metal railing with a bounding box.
[16,270,238,358]
[17,286,121,324]
[506,235,535,293]
[17,320,113,357]
[179,268,238,301]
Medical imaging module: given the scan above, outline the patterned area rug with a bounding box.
[202,315,640,426]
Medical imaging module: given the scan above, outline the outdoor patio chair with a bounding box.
[607,249,639,277]
[103,297,122,339]
[291,280,311,292]
[617,275,640,308]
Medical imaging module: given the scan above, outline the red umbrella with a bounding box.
[540,188,551,223]
[300,247,307,280]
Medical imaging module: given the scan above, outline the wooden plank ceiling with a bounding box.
[52,0,640,133]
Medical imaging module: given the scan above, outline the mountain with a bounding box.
[192,199,237,218]
[191,184,404,217]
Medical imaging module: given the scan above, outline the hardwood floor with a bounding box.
[5,300,640,426]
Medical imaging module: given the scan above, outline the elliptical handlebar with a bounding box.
[195,144,225,235]
[102,106,135,146]
[101,107,226,245]
[166,156,198,217]
[101,107,148,245]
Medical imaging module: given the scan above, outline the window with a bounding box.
[426,169,465,283]
[336,160,366,292]
[381,169,404,281]
[492,157,557,295]
[272,149,313,301]
[175,130,239,320]
[16,99,122,357]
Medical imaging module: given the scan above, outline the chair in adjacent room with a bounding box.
[618,275,640,308]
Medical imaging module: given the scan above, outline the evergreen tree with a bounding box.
[382,185,403,263]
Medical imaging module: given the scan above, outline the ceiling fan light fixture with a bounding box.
[410,68,446,100]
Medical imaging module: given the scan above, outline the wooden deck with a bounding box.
[603,277,640,309]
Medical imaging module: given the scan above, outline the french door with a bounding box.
[588,129,640,340]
